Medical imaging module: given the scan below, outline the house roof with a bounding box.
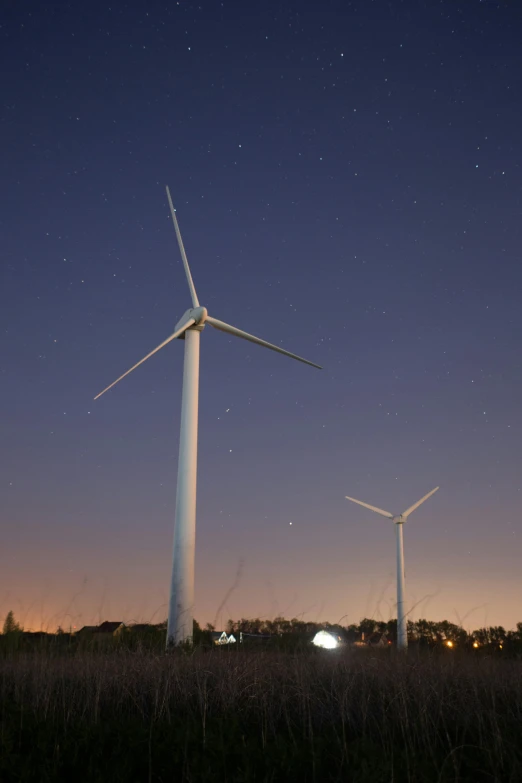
[368,632,389,646]
[76,625,97,634]
[211,631,237,644]
[94,621,124,634]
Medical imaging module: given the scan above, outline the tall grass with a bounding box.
[1,647,521,781]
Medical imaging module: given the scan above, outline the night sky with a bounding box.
[2,0,521,633]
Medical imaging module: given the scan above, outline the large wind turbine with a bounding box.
[95,187,321,646]
[344,486,439,650]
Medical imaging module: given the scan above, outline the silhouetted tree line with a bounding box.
[222,615,522,652]
[2,610,522,655]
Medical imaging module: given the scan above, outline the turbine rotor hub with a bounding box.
[394,515,405,525]
[174,306,208,333]
[190,306,208,325]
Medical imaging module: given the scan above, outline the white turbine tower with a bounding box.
[344,486,439,651]
[95,186,321,647]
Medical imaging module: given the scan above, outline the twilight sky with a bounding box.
[1,0,521,632]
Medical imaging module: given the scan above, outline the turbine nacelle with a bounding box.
[175,306,208,332]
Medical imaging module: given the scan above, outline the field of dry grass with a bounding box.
[1,646,521,782]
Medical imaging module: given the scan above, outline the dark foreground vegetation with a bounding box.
[1,642,522,782]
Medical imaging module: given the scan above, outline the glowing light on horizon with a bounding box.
[312,630,339,649]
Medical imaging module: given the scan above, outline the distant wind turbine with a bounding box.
[95,186,321,646]
[344,486,439,650]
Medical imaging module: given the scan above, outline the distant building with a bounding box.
[94,622,125,636]
[367,632,390,647]
[76,622,125,637]
[352,631,391,648]
[76,625,97,636]
[211,631,237,645]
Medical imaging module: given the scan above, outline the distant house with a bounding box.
[368,632,390,647]
[76,622,125,638]
[211,631,237,645]
[76,625,97,636]
[352,631,391,648]
[94,621,125,637]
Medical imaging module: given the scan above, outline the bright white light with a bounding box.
[312,630,339,650]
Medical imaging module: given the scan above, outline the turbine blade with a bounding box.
[401,486,439,518]
[94,318,195,400]
[345,495,394,519]
[206,315,322,369]
[165,186,200,308]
